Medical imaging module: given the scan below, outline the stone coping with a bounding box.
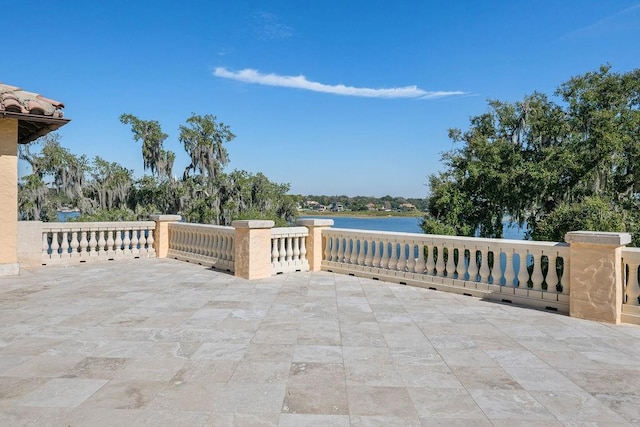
[296,218,334,227]
[565,231,632,246]
[231,220,275,229]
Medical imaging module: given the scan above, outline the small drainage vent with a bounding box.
[502,299,512,304]
[546,306,558,312]
[399,281,407,285]
[372,277,379,281]
[463,293,472,297]
[349,273,355,276]
[428,287,437,291]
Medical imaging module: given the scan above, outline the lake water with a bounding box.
[300,215,526,240]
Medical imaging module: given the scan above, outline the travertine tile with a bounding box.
[18,378,107,408]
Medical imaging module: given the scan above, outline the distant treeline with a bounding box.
[293,195,428,212]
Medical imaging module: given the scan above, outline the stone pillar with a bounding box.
[0,119,19,276]
[296,218,334,272]
[232,220,274,280]
[150,214,182,258]
[17,221,44,268]
[565,231,632,324]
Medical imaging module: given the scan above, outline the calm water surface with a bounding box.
[300,215,526,240]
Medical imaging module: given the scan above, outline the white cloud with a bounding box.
[213,67,466,99]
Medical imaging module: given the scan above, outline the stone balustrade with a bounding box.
[322,228,570,313]
[167,222,235,272]
[16,217,640,325]
[39,221,155,265]
[271,226,309,274]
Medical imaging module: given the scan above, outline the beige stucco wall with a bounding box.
[150,214,182,258]
[296,219,334,271]
[17,221,43,268]
[0,119,19,276]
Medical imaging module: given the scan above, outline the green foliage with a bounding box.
[19,114,295,228]
[426,65,640,245]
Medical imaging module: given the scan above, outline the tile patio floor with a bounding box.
[0,258,639,426]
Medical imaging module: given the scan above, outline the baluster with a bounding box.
[214,234,221,259]
[467,247,479,281]
[371,241,381,267]
[51,231,60,256]
[479,247,491,283]
[130,229,139,254]
[517,250,529,288]
[106,230,115,253]
[336,237,345,263]
[277,237,285,262]
[145,228,154,254]
[435,244,446,277]
[79,231,88,254]
[350,238,359,265]
[530,250,544,291]
[115,230,124,255]
[405,244,414,272]
[139,228,148,252]
[396,243,407,271]
[271,238,278,265]
[326,235,335,261]
[300,236,307,262]
[357,238,366,266]
[625,261,639,306]
[362,239,372,266]
[286,237,293,262]
[379,240,389,270]
[445,245,456,277]
[342,238,352,264]
[426,244,436,275]
[59,231,69,256]
[459,249,470,280]
[97,231,107,254]
[546,252,559,292]
[122,229,131,254]
[388,242,399,271]
[560,256,569,294]
[503,249,516,287]
[292,236,300,261]
[42,232,50,256]
[88,231,97,253]
[414,244,426,274]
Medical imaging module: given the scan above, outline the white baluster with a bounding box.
[380,241,389,270]
[88,231,97,253]
[122,230,131,254]
[130,229,139,255]
[479,247,491,283]
[625,261,639,306]
[326,235,334,261]
[293,236,301,262]
[530,250,544,291]
[350,238,359,265]
[51,232,60,257]
[504,249,516,287]
[560,256,569,295]
[106,230,115,254]
[546,252,559,292]
[42,232,50,256]
[388,242,398,271]
[79,231,88,254]
[271,238,278,265]
[278,237,286,262]
[363,239,373,266]
[517,250,529,288]
[300,236,307,262]
[115,230,124,255]
[467,248,479,281]
[426,244,436,275]
[343,238,352,264]
[445,245,455,277]
[145,227,154,254]
[415,244,426,274]
[435,244,446,277]
[97,231,107,254]
[60,231,69,256]
[372,241,381,267]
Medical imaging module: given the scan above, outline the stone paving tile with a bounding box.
[1,259,639,425]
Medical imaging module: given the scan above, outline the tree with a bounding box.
[180,113,235,179]
[119,113,174,178]
[424,65,640,244]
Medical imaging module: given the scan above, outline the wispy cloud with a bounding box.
[253,11,293,40]
[213,67,466,99]
[560,3,640,40]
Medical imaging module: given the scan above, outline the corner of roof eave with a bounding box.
[0,111,71,144]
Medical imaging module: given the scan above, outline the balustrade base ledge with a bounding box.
[621,305,640,325]
[0,263,19,277]
[321,262,569,315]
[168,251,234,273]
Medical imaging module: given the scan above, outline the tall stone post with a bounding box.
[565,231,632,324]
[232,220,274,280]
[0,119,19,276]
[296,218,334,272]
[150,214,182,258]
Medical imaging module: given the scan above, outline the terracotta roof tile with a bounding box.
[0,83,65,118]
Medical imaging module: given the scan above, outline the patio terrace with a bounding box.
[1,258,639,426]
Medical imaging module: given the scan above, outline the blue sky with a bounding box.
[5,1,640,198]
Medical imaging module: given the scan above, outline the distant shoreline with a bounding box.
[299,210,423,218]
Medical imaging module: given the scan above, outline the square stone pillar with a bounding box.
[0,119,19,276]
[232,220,274,280]
[296,218,334,271]
[565,231,632,324]
[150,215,182,258]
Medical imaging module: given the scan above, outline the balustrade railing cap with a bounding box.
[296,219,334,227]
[150,214,182,221]
[232,220,274,229]
[565,231,632,246]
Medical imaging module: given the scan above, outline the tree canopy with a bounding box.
[423,65,640,245]
[19,113,296,226]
